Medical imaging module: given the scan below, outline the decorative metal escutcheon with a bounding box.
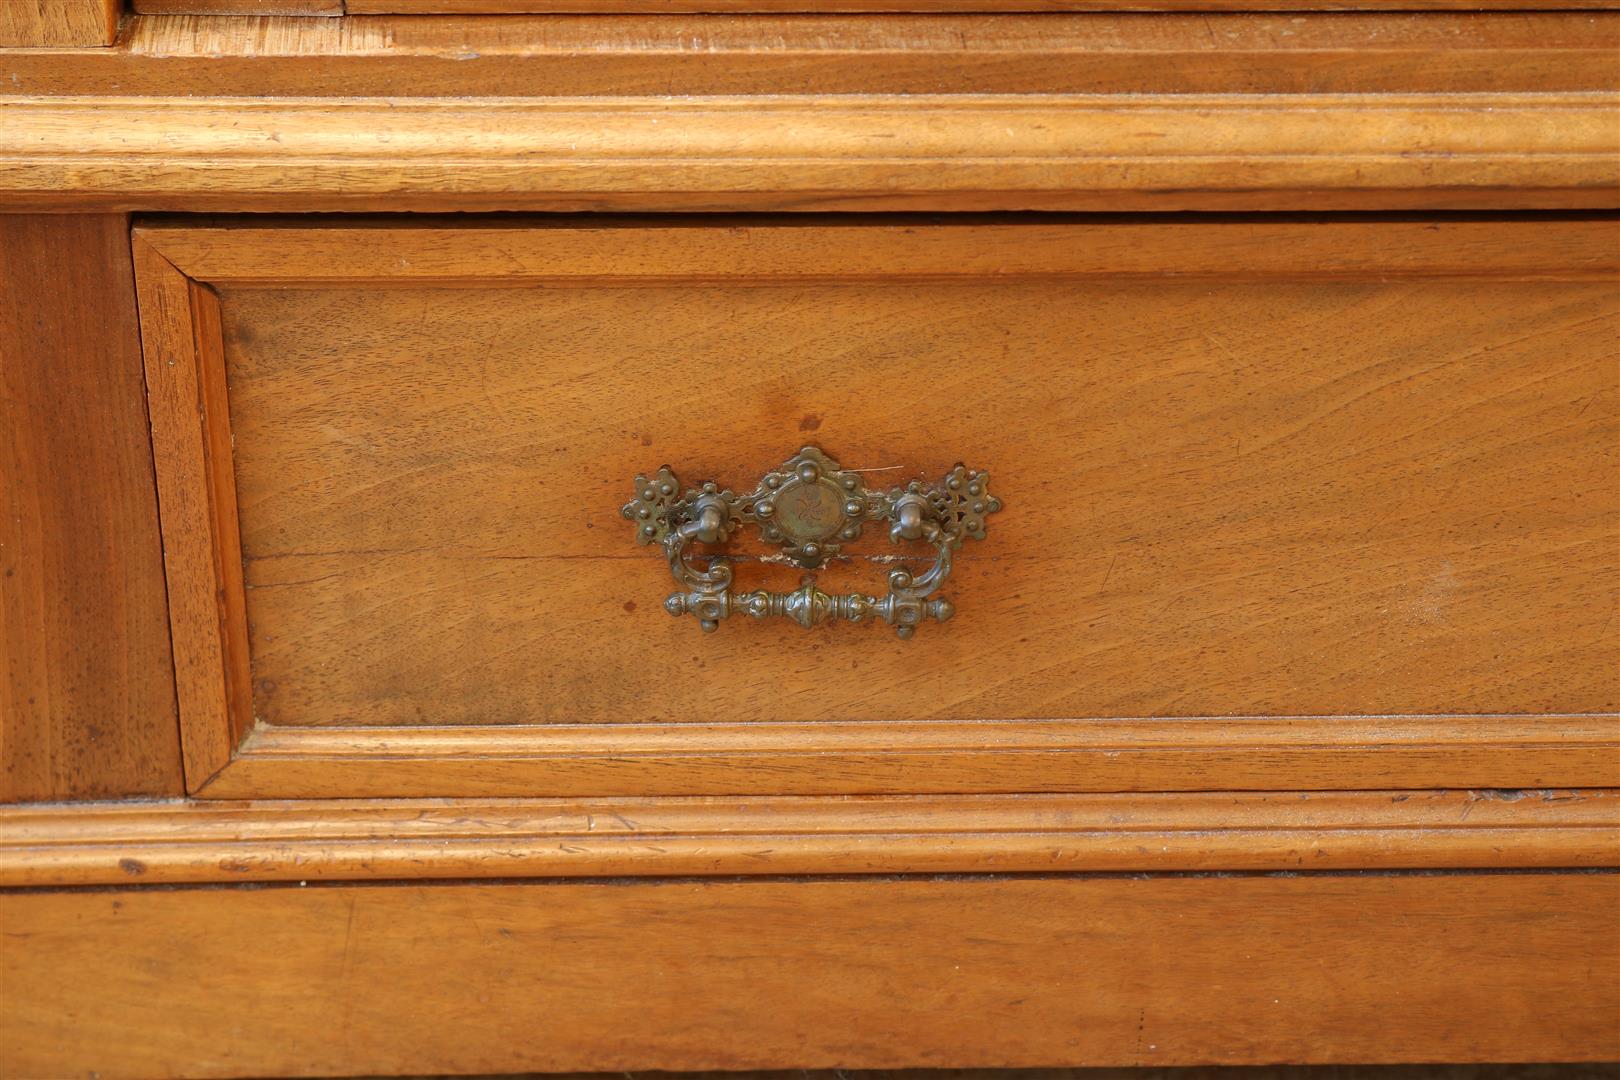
[621,446,1000,638]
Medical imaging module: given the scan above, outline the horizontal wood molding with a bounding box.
[2,789,1615,886]
[6,874,1618,1075]
[204,716,1620,798]
[15,13,1620,97]
[5,93,1618,213]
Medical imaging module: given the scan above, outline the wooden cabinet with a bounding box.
[2,5,1618,1077]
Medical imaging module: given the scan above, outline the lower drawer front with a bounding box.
[6,873,1618,1076]
[131,216,1620,797]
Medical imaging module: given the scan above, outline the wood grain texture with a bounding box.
[2,789,1615,885]
[153,222,1620,722]
[131,237,252,791]
[0,0,118,47]
[0,216,181,802]
[4,873,1617,1076]
[5,93,1616,214]
[131,217,1620,798]
[15,13,1620,97]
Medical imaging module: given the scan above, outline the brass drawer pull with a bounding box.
[622,446,1000,638]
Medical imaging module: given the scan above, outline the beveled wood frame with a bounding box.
[132,217,1620,800]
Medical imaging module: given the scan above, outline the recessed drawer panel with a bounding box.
[132,217,1620,797]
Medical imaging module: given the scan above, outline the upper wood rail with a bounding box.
[13,13,1620,96]
[2,789,1615,885]
[4,92,1618,212]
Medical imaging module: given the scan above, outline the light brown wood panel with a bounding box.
[3,789,1615,885]
[0,0,118,47]
[15,13,1620,97]
[5,94,1617,214]
[0,216,182,802]
[202,228,1618,727]
[4,873,1617,1076]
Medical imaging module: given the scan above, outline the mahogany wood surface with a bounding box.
[13,13,1618,97]
[0,215,182,802]
[0,0,118,47]
[2,789,1615,885]
[4,873,1617,1076]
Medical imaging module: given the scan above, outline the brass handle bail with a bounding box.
[621,446,1000,638]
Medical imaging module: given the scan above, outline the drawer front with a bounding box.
[131,217,1620,797]
[8,874,1620,1075]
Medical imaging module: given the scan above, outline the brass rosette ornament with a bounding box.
[621,446,1000,638]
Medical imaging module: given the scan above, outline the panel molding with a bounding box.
[131,236,253,792]
[135,217,1620,286]
[2,788,1616,885]
[208,716,1620,799]
[5,92,1618,213]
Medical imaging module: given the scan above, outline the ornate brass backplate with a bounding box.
[621,446,1000,638]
